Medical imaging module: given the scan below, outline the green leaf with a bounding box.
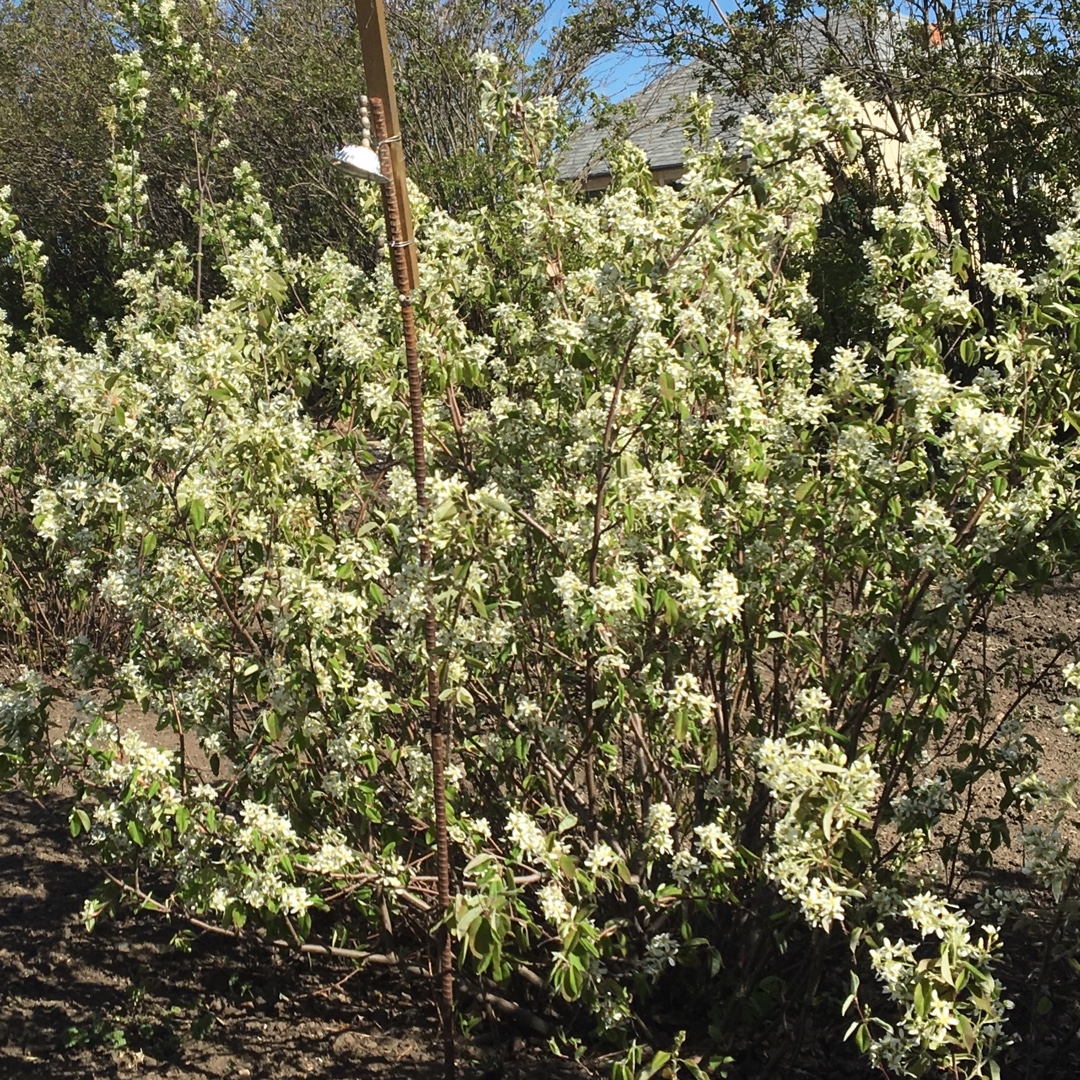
[453,901,483,943]
[841,126,862,163]
[956,1012,976,1052]
[478,491,512,514]
[265,270,288,303]
[638,1050,671,1079]
[70,808,91,838]
[913,977,930,1018]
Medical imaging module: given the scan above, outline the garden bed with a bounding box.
[2,585,1079,1079]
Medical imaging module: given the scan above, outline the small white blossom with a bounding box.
[645,801,676,858]
[980,262,1029,301]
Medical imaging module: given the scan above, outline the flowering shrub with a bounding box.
[847,893,1011,1077]
[4,3,1080,1075]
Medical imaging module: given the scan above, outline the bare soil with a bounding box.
[2,584,1080,1078]
[0,787,597,1079]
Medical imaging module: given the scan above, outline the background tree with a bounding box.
[560,0,1080,337]
[0,0,598,340]
[0,0,118,341]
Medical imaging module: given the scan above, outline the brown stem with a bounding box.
[581,337,639,828]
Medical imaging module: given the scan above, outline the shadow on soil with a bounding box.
[0,790,588,1080]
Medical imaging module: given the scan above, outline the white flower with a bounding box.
[902,891,960,939]
[1063,661,1080,689]
[1048,219,1080,269]
[237,801,298,851]
[584,842,619,875]
[207,887,230,913]
[538,880,572,927]
[645,801,676,857]
[694,819,737,867]
[869,937,916,998]
[891,776,951,831]
[794,687,831,721]
[911,497,951,537]
[99,568,135,607]
[701,569,743,627]
[670,849,705,886]
[946,398,1019,461]
[901,131,947,187]
[93,801,122,828]
[663,672,715,726]
[682,523,714,563]
[278,884,312,916]
[309,833,358,875]
[81,898,106,931]
[980,262,1029,301]
[641,932,679,976]
[800,877,846,930]
[896,366,954,430]
[505,807,548,864]
[819,76,860,125]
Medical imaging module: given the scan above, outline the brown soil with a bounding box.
[2,585,1080,1079]
[933,583,1080,871]
[0,788,595,1079]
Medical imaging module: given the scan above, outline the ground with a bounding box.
[2,585,1080,1079]
[0,787,597,1079]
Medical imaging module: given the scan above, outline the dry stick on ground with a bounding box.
[100,869,556,1037]
[101,868,397,964]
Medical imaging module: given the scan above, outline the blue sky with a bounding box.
[532,0,730,102]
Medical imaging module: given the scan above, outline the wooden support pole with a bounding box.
[352,10,449,1076]
[354,0,419,292]
[370,93,455,1080]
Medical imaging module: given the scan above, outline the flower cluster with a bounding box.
[757,737,880,930]
[855,893,1011,1077]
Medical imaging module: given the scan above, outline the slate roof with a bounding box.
[557,60,750,183]
[558,12,900,185]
